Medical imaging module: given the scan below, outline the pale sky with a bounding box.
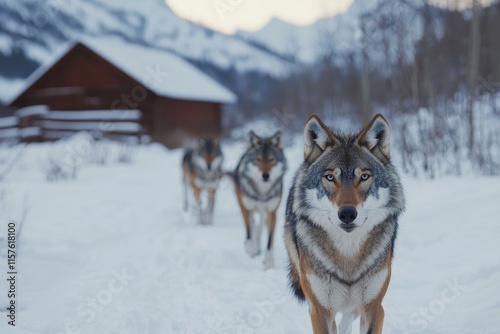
[165,0,495,34]
[165,0,354,34]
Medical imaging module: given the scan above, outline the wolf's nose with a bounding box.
[262,173,270,181]
[338,206,357,224]
[207,163,212,170]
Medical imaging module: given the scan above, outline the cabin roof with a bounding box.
[4,37,237,105]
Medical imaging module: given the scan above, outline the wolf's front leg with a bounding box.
[244,214,260,257]
[182,178,189,211]
[263,210,277,269]
[309,304,337,334]
[192,186,204,225]
[236,194,252,252]
[360,303,384,334]
[204,188,217,225]
[252,214,264,254]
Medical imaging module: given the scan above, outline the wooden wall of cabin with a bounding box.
[9,43,225,149]
[152,97,221,148]
[9,44,157,135]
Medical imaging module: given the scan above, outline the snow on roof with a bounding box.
[4,37,237,105]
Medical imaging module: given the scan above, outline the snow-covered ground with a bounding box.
[0,138,499,334]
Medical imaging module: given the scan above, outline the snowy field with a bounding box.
[0,137,499,334]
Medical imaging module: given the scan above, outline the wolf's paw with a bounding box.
[263,250,274,270]
[245,239,260,257]
[201,214,214,225]
[196,216,203,225]
[197,214,206,225]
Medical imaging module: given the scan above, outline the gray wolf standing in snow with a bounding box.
[182,138,223,225]
[233,131,287,269]
[285,114,405,334]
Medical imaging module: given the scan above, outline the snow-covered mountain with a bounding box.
[237,0,427,66]
[0,0,291,81]
[237,17,324,63]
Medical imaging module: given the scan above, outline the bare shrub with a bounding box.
[116,143,135,163]
[42,132,91,182]
[392,94,500,178]
[44,157,77,182]
[89,139,109,165]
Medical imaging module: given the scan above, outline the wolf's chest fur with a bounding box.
[239,174,282,208]
[295,219,395,314]
[241,192,281,212]
[193,172,220,190]
[297,217,396,284]
[307,268,389,312]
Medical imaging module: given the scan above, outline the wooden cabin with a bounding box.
[6,38,236,148]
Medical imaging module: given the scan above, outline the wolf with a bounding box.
[182,138,223,225]
[233,131,287,269]
[284,114,405,334]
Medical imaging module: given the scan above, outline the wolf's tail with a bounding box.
[288,261,305,303]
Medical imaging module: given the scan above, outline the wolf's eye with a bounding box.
[324,174,335,182]
[361,173,371,181]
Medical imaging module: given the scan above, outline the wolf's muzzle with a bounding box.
[338,206,357,232]
[338,206,357,224]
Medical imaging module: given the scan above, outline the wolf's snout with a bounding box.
[207,163,212,170]
[262,172,270,181]
[338,206,357,224]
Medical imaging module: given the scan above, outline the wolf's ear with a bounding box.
[303,115,334,163]
[247,131,262,148]
[357,114,391,162]
[269,131,284,150]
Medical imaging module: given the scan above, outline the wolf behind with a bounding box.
[233,131,287,269]
[285,114,405,334]
[182,138,223,225]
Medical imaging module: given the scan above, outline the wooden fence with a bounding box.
[0,105,145,144]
